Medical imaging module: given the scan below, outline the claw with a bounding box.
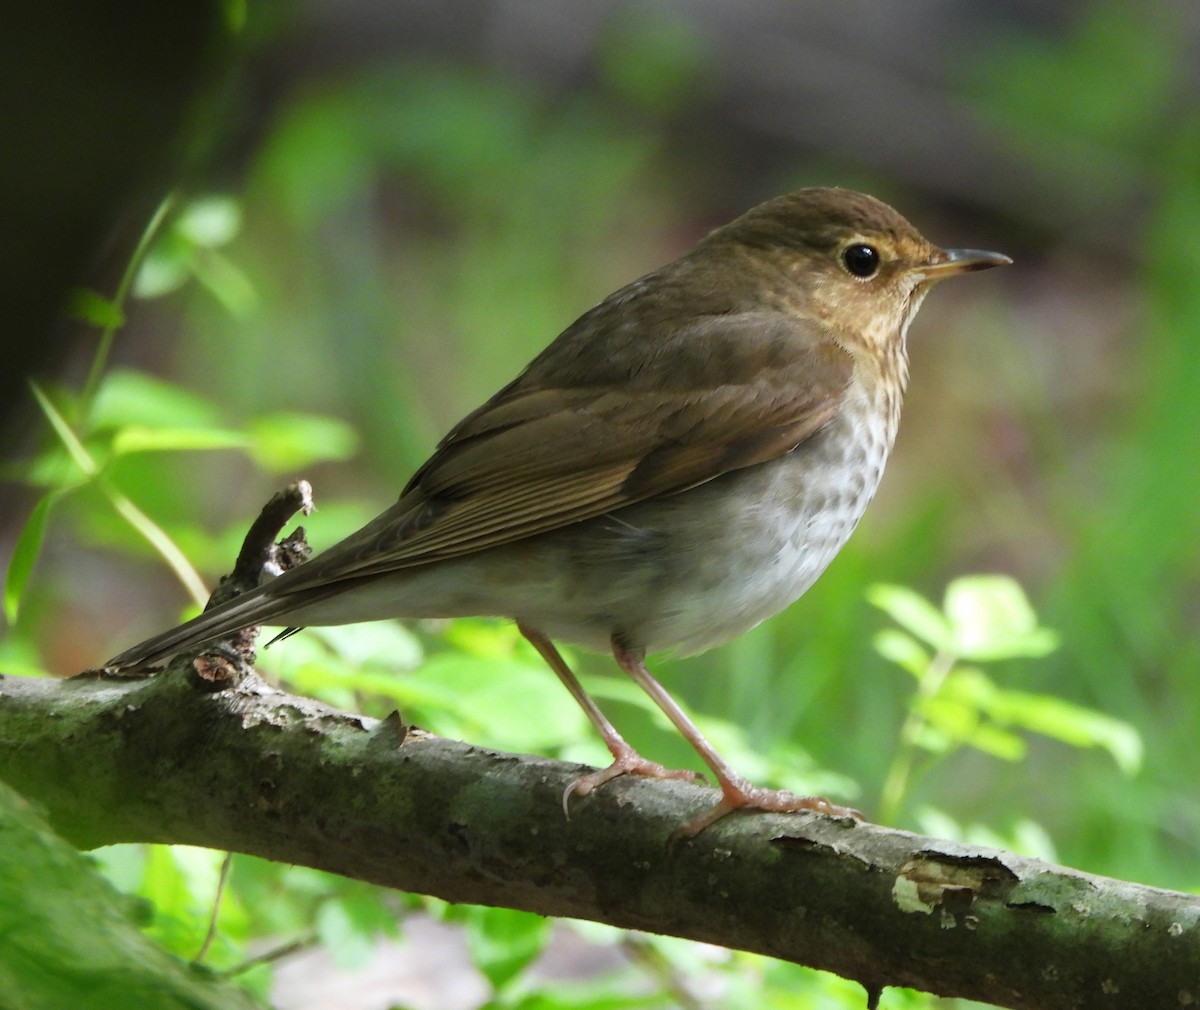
[561,748,702,819]
[673,779,866,840]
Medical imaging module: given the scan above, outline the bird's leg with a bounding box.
[610,636,863,837]
[518,624,702,814]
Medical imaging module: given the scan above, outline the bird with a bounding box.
[106,187,1010,835]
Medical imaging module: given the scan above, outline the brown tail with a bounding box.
[104,585,294,670]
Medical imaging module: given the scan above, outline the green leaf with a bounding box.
[916,693,979,745]
[175,196,242,248]
[134,244,191,299]
[443,617,523,659]
[314,899,375,970]
[90,370,224,433]
[140,846,204,956]
[963,723,1028,762]
[943,575,1059,660]
[906,721,954,755]
[110,425,250,456]
[942,665,1001,707]
[0,783,260,1010]
[5,494,54,623]
[192,250,257,317]
[986,690,1143,774]
[866,583,951,651]
[264,637,413,711]
[6,441,93,489]
[247,412,359,471]
[0,634,51,679]
[458,905,551,991]
[309,621,424,669]
[67,288,125,329]
[410,654,589,750]
[872,628,930,678]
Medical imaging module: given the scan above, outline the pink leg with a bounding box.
[611,637,863,837]
[518,625,701,814]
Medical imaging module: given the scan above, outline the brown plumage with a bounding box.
[107,187,1009,834]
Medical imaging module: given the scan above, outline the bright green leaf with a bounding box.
[0,785,258,1010]
[7,445,90,490]
[5,494,54,623]
[866,583,951,651]
[90,370,224,433]
[872,628,930,677]
[459,905,551,990]
[963,723,1028,762]
[176,196,242,248]
[944,575,1059,660]
[89,845,148,895]
[315,898,375,970]
[134,245,191,299]
[410,654,589,750]
[1008,819,1059,863]
[932,669,1026,759]
[248,412,359,471]
[443,617,522,659]
[309,621,424,669]
[942,666,1001,707]
[916,694,979,744]
[140,846,203,956]
[906,722,954,755]
[985,690,1143,774]
[0,633,52,678]
[166,847,226,914]
[110,426,250,456]
[67,288,125,329]
[913,806,965,843]
[192,251,257,317]
[263,635,413,710]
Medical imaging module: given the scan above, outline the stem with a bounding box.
[877,648,957,824]
[101,480,210,608]
[79,193,176,417]
[221,934,318,977]
[30,382,209,608]
[193,851,234,964]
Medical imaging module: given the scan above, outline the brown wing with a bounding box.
[289,310,854,583]
[104,310,853,669]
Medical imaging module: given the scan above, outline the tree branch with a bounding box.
[1,667,1195,1009]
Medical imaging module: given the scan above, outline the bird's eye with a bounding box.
[842,243,880,279]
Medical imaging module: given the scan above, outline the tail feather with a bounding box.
[105,586,292,670]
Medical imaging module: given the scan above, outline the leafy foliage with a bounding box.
[0,783,260,1010]
[869,577,1140,824]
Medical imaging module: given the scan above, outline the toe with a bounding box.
[673,782,865,839]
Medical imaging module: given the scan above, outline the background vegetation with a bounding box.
[3,2,1198,1007]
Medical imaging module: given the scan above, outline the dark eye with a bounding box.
[842,243,880,278]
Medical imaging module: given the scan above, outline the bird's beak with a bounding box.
[918,247,1012,280]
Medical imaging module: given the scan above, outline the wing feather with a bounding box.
[105,311,854,669]
[283,312,854,586]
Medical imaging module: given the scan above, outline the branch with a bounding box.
[1,667,1196,1010]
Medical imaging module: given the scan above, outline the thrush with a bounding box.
[107,187,1009,835]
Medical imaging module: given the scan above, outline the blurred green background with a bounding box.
[3,1,1199,1007]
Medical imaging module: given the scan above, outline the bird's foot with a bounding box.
[563,745,703,816]
[675,776,865,839]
